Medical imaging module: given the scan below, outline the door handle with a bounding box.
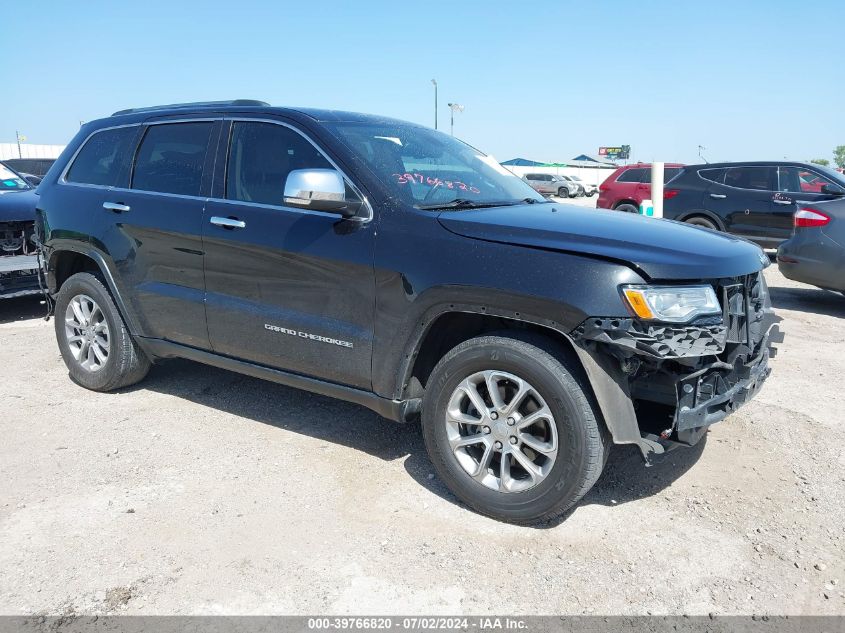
[210,216,246,229]
[773,198,793,206]
[103,202,130,213]
[709,193,727,199]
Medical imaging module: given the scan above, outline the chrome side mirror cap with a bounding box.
[283,169,362,217]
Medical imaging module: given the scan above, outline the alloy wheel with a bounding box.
[64,294,110,372]
[445,370,558,493]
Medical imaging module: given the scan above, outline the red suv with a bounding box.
[597,163,684,213]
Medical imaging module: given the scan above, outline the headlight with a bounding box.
[621,285,721,323]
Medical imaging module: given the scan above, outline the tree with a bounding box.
[810,158,830,166]
[834,146,845,169]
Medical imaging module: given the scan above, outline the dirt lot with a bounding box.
[1,263,843,616]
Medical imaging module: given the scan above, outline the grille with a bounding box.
[720,272,765,348]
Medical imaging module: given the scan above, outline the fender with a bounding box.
[47,244,143,336]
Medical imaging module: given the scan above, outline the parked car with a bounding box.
[777,199,845,295]
[566,174,597,196]
[1,158,56,178]
[597,163,684,213]
[37,100,778,524]
[662,162,845,248]
[523,173,578,198]
[0,162,41,299]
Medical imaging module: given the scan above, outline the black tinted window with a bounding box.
[66,126,139,187]
[617,168,646,183]
[664,167,681,182]
[698,168,726,184]
[132,122,212,196]
[724,166,773,191]
[226,121,332,206]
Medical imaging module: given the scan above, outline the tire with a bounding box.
[685,216,719,231]
[615,203,639,213]
[421,334,609,525]
[54,272,151,392]
[557,187,568,198]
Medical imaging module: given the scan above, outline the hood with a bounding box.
[437,203,767,280]
[0,189,39,223]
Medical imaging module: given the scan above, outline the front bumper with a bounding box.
[571,272,781,460]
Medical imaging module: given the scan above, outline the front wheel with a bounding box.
[422,334,608,524]
[557,187,568,198]
[54,272,151,392]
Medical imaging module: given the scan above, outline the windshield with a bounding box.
[814,165,845,186]
[325,122,545,209]
[0,164,32,191]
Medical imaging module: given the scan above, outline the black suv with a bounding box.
[663,161,845,248]
[36,101,779,524]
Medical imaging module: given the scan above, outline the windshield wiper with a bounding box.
[417,198,503,210]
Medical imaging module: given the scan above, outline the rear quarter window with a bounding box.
[698,168,726,184]
[616,168,646,183]
[65,126,140,187]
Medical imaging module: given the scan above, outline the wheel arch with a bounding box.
[613,199,639,210]
[400,307,647,456]
[48,248,141,335]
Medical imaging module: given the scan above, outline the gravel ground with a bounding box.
[0,260,843,616]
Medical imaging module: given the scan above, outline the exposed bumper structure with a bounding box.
[571,272,781,462]
[1,221,42,299]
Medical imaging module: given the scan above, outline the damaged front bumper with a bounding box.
[571,272,782,463]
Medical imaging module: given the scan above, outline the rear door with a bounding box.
[704,166,777,243]
[612,167,648,207]
[104,118,219,348]
[202,118,376,389]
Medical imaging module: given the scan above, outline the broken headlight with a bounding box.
[621,285,720,323]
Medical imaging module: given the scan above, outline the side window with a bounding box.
[616,168,645,183]
[65,126,139,187]
[131,122,213,196]
[795,169,836,193]
[723,166,774,191]
[776,167,802,193]
[226,121,332,206]
[698,168,726,184]
[663,167,682,183]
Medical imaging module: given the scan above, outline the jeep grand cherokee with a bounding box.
[36,100,779,524]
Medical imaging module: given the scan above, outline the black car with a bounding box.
[0,162,41,299]
[778,198,845,295]
[2,158,56,178]
[663,161,845,248]
[36,100,778,524]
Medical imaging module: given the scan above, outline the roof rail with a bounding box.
[111,99,270,116]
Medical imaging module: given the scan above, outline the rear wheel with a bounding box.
[685,216,719,231]
[557,187,568,198]
[615,202,639,213]
[422,334,608,525]
[54,272,150,392]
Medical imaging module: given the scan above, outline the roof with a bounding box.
[105,100,423,127]
[500,158,547,167]
[571,154,618,166]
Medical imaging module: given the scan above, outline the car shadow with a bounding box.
[132,358,706,526]
[767,283,845,318]
[0,296,47,325]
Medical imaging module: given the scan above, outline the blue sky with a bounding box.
[3,0,843,164]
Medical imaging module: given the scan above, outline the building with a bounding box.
[500,156,617,187]
[0,143,66,161]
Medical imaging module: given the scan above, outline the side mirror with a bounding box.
[283,169,362,217]
[820,183,845,196]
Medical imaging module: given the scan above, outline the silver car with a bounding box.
[522,173,578,198]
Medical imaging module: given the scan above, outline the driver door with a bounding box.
[202,119,376,389]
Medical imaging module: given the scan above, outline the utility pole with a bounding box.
[15,131,23,158]
[431,79,438,130]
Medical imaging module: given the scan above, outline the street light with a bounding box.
[431,79,438,130]
[447,102,464,136]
